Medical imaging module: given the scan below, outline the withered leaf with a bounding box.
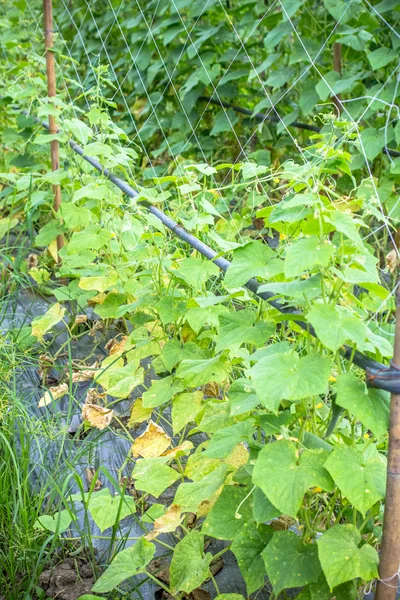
[131,421,171,458]
[146,504,184,540]
[81,403,113,430]
[38,383,68,408]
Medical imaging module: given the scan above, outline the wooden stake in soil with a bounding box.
[43,0,63,252]
[376,286,400,600]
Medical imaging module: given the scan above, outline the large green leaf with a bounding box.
[170,531,212,594]
[284,237,335,278]
[336,372,389,438]
[249,352,330,412]
[132,458,180,497]
[92,537,155,593]
[174,257,220,289]
[142,376,184,408]
[172,391,204,434]
[174,464,228,512]
[203,420,254,458]
[88,489,136,532]
[202,485,254,540]
[252,440,333,517]
[262,531,321,596]
[324,445,386,516]
[317,525,378,590]
[175,354,229,386]
[215,310,274,353]
[252,487,280,523]
[368,47,398,70]
[232,523,273,594]
[307,304,367,352]
[224,241,275,288]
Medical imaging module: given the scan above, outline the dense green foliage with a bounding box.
[1,0,400,599]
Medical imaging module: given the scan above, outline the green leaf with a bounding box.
[215,310,274,353]
[202,485,254,540]
[88,489,136,532]
[132,458,180,497]
[249,352,331,413]
[215,596,245,600]
[360,128,385,161]
[368,47,398,70]
[232,523,273,594]
[172,391,204,435]
[203,420,254,458]
[174,464,228,512]
[252,440,333,517]
[67,225,113,253]
[336,372,389,438]
[210,108,238,135]
[142,376,184,408]
[262,531,321,596]
[98,364,144,398]
[284,237,335,278]
[0,217,18,239]
[252,487,281,523]
[228,378,259,416]
[92,537,155,593]
[324,445,386,516]
[170,531,212,594]
[31,303,65,341]
[323,0,363,22]
[307,304,367,352]
[186,305,227,335]
[155,297,187,325]
[174,257,220,289]
[35,220,64,246]
[326,211,363,247]
[175,354,229,386]
[35,510,73,533]
[224,241,275,288]
[160,340,207,371]
[317,524,379,590]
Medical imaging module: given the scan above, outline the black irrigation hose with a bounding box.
[21,109,400,393]
[200,96,400,159]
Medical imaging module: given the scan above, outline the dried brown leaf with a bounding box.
[81,403,113,430]
[38,383,68,408]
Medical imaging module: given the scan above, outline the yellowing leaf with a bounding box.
[128,398,153,426]
[82,403,113,430]
[146,504,184,540]
[162,441,194,459]
[31,303,66,341]
[79,273,118,293]
[131,421,171,458]
[225,442,249,469]
[38,383,68,407]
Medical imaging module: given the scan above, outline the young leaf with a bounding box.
[88,489,136,532]
[202,484,254,540]
[92,537,155,593]
[170,531,212,594]
[31,303,65,341]
[252,440,333,517]
[324,445,386,516]
[174,257,220,289]
[35,510,73,533]
[317,524,378,590]
[262,530,321,596]
[336,372,389,438]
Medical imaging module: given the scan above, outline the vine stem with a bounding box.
[376,284,400,600]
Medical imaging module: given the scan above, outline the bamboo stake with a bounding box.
[376,286,400,600]
[43,0,63,252]
[332,42,342,116]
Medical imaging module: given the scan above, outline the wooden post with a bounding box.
[332,42,342,116]
[376,286,400,600]
[43,0,63,252]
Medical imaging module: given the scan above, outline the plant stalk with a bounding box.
[376,286,400,600]
[43,0,63,252]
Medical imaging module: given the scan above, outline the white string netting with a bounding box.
[3,0,400,342]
